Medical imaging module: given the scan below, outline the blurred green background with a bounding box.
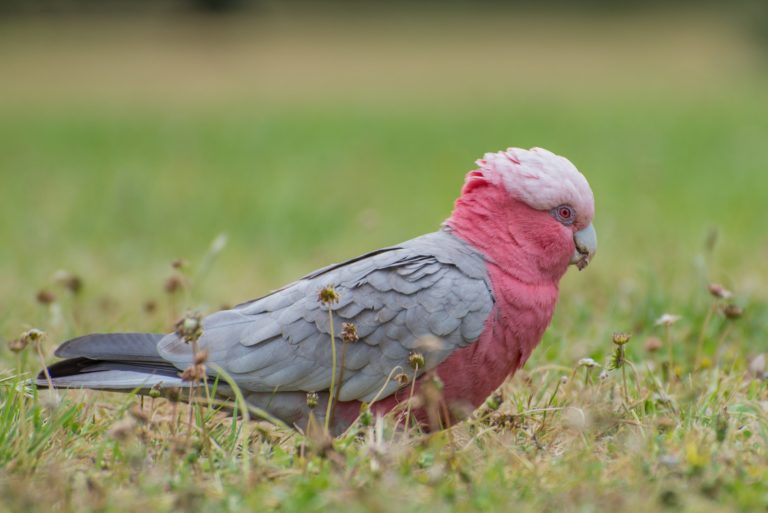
[1,2,767,359]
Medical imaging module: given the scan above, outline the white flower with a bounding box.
[655,313,682,326]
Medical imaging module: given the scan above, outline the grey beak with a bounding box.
[570,223,597,271]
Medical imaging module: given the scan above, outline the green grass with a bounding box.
[1,12,768,513]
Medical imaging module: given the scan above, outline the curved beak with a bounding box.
[570,223,597,271]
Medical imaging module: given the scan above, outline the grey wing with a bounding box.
[157,232,494,403]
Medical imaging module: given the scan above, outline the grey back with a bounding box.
[157,229,494,403]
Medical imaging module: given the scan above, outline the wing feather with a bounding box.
[157,230,493,403]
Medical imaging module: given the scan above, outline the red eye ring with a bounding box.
[552,205,576,225]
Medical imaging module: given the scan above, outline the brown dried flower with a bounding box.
[194,349,209,365]
[143,300,157,314]
[36,289,56,305]
[708,283,733,300]
[53,270,83,294]
[164,274,184,294]
[8,337,27,353]
[722,304,743,320]
[644,337,663,352]
[341,322,359,343]
[171,258,188,270]
[180,363,206,383]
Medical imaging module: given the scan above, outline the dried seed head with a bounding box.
[194,349,209,365]
[408,352,425,369]
[53,270,83,294]
[171,258,187,270]
[180,366,194,382]
[395,373,410,386]
[36,289,56,305]
[708,283,733,300]
[21,328,46,345]
[306,392,319,409]
[164,274,184,294]
[644,337,663,352]
[8,337,27,353]
[655,313,682,327]
[722,304,743,320]
[612,332,631,346]
[341,322,359,343]
[143,300,157,314]
[174,312,203,343]
[317,285,340,306]
[598,370,609,381]
[180,363,206,382]
[578,357,600,368]
[560,375,569,385]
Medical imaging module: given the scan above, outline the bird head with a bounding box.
[448,147,596,281]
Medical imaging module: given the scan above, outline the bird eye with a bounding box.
[552,205,575,225]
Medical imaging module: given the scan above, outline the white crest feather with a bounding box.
[475,147,594,221]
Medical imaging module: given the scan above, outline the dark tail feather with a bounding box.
[37,332,187,391]
[54,332,166,362]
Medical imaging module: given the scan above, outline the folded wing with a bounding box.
[157,230,494,403]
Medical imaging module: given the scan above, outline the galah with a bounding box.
[39,147,596,434]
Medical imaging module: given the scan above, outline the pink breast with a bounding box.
[335,269,559,430]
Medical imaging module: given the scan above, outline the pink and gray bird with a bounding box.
[39,147,596,433]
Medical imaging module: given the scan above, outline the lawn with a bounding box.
[1,10,767,513]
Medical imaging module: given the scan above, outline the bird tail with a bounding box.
[36,333,188,391]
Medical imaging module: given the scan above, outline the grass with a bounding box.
[1,11,768,513]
